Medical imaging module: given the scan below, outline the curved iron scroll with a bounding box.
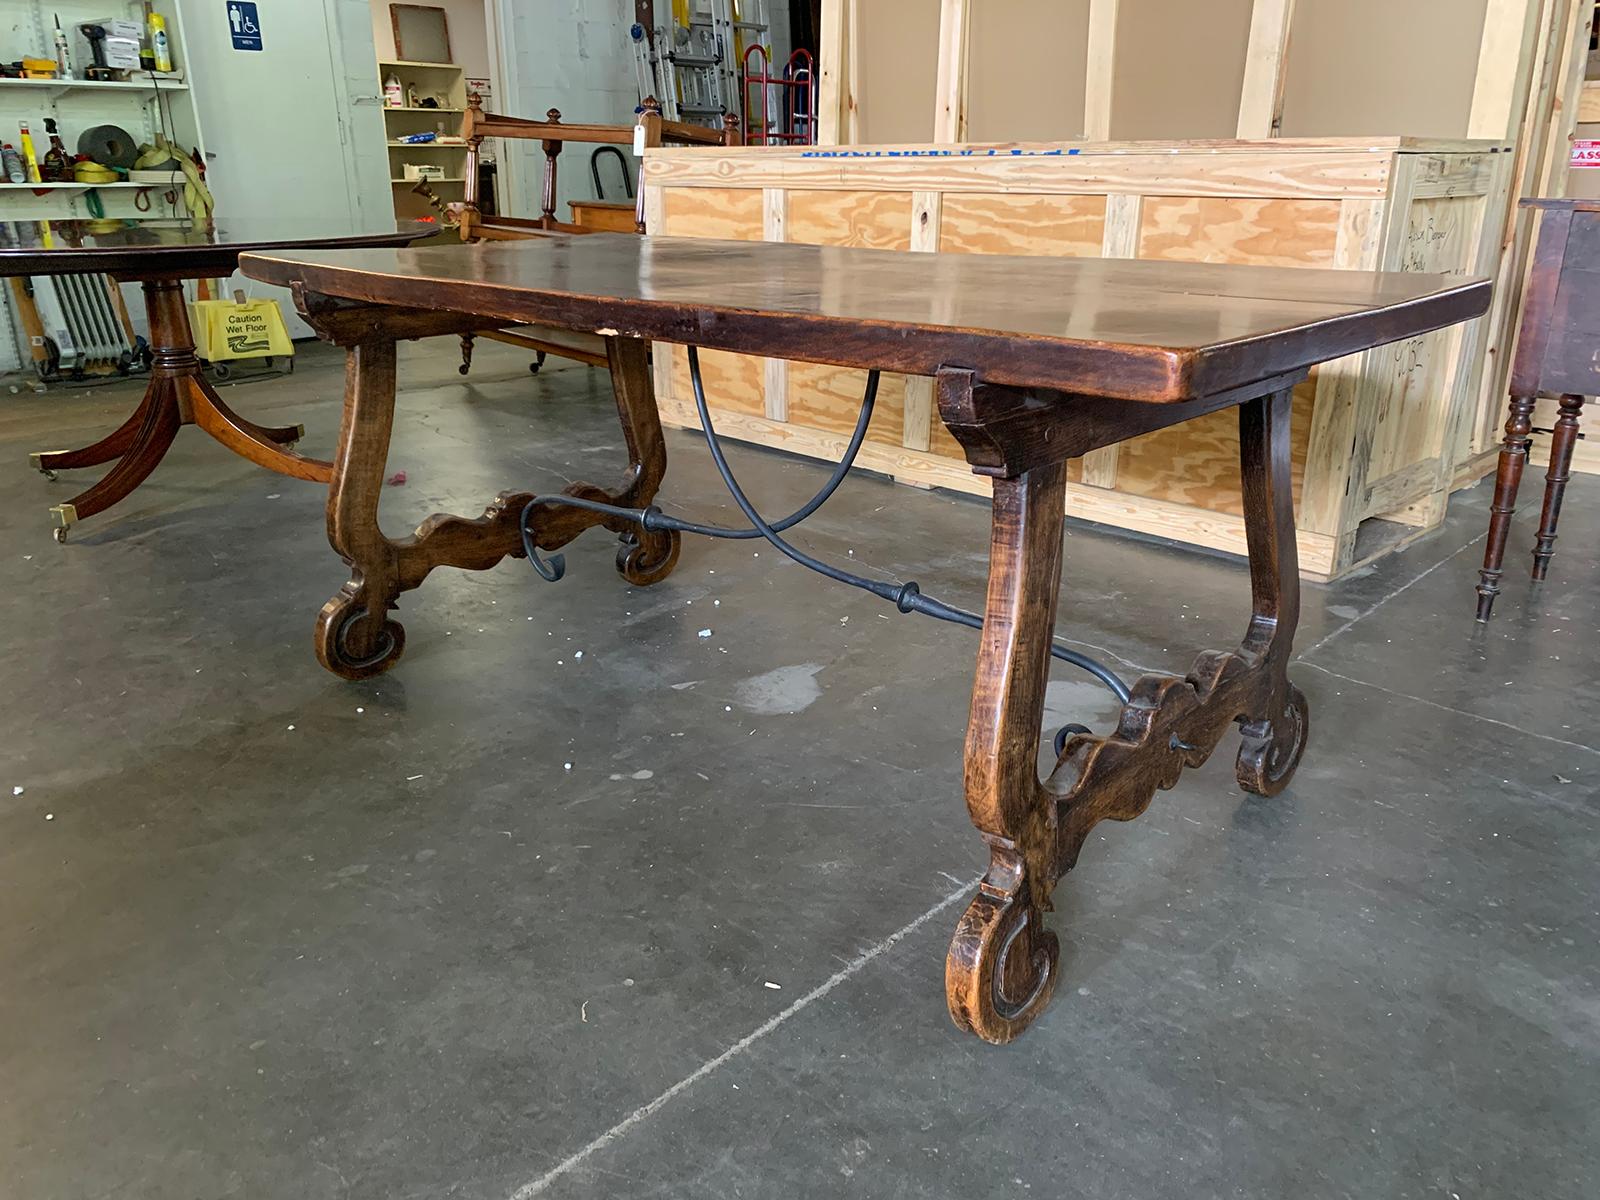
[518,346,1132,707]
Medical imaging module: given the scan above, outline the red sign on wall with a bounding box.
[1572,139,1600,168]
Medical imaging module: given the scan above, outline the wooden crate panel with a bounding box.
[1367,195,1478,481]
[928,411,964,462]
[787,190,914,249]
[1138,197,1342,267]
[661,187,764,239]
[669,346,765,417]
[939,193,1108,257]
[788,363,907,447]
[1113,382,1318,516]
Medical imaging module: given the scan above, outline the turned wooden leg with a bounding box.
[946,459,1069,1044]
[458,332,475,376]
[1476,393,1538,620]
[1531,393,1584,582]
[945,387,1309,1045]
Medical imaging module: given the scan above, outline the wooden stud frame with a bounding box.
[813,0,1595,480]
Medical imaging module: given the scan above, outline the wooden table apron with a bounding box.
[271,283,1314,1046]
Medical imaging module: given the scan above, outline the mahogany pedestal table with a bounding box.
[3,219,430,541]
[242,234,1490,1044]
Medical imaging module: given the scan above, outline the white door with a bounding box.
[182,0,392,334]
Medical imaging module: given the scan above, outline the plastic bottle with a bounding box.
[384,73,404,107]
[2,144,24,184]
[41,119,70,182]
[17,123,41,183]
[148,9,172,73]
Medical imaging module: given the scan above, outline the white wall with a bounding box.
[184,0,392,332]
[491,0,645,215]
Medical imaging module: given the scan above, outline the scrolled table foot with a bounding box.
[1234,683,1309,797]
[615,527,680,586]
[946,861,1060,1045]
[315,588,406,681]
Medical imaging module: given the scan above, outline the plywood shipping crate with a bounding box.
[643,138,1508,580]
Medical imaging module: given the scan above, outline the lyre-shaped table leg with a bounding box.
[945,459,1070,1043]
[313,335,679,680]
[945,388,1309,1044]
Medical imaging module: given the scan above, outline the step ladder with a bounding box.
[631,0,769,130]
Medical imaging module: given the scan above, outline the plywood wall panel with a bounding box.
[787,364,908,448]
[1138,197,1342,267]
[788,190,915,249]
[1367,194,1480,480]
[939,193,1108,256]
[670,348,766,418]
[661,188,765,239]
[1114,383,1317,514]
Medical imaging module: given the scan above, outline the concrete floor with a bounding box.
[1,339,1596,1200]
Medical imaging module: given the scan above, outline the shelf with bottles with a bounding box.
[0,1,203,223]
[0,75,187,95]
[379,56,467,114]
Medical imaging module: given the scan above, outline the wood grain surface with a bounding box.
[244,233,1491,403]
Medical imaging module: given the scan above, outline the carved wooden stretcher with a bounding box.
[241,234,1489,1044]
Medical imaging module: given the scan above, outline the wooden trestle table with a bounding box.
[241,234,1490,1044]
[4,219,430,540]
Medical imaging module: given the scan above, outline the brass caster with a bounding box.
[49,502,76,545]
[29,451,60,482]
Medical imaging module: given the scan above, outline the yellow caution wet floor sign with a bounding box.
[189,298,294,362]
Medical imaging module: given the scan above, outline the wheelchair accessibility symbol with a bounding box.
[227,1,262,51]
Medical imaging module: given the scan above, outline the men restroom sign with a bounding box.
[227,1,262,51]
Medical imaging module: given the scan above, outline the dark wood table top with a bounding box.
[242,233,1492,402]
[0,218,434,279]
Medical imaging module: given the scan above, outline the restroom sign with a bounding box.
[227,1,262,51]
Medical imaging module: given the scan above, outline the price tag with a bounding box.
[633,124,647,156]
